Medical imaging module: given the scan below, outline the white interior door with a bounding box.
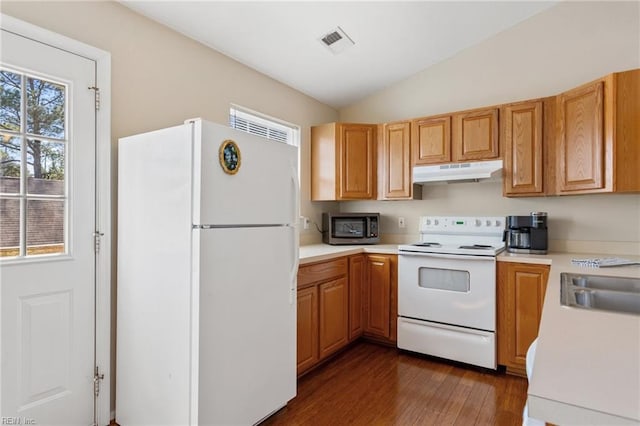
[1,29,97,425]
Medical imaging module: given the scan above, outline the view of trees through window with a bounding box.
[0,69,67,257]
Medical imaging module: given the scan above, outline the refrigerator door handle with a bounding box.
[289,227,299,305]
[290,160,300,226]
[289,161,300,305]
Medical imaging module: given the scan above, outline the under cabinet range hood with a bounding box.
[413,159,503,184]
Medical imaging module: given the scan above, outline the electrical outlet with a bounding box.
[398,217,406,228]
[303,217,310,230]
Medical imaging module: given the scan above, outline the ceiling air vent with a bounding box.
[319,26,354,55]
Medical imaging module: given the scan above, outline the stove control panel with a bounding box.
[419,216,504,235]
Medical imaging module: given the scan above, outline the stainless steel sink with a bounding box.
[561,273,640,315]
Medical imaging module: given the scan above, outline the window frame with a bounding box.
[229,104,300,148]
[0,67,70,260]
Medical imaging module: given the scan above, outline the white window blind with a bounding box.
[229,106,299,146]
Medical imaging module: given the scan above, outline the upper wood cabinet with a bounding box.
[614,70,640,192]
[497,261,550,376]
[503,100,545,196]
[411,115,451,165]
[556,69,640,194]
[411,107,499,165]
[379,121,419,200]
[557,80,605,192]
[311,122,377,200]
[452,107,499,162]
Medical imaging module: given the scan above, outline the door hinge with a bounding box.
[88,86,100,110]
[93,231,104,253]
[93,366,105,398]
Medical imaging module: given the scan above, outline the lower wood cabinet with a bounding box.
[497,261,550,376]
[318,277,349,359]
[348,254,365,341]
[296,253,398,376]
[364,254,398,345]
[297,258,347,375]
[296,286,318,375]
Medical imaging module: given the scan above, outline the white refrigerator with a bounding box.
[117,119,298,425]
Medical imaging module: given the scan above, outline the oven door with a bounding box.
[398,252,496,331]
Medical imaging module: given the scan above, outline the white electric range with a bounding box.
[397,216,505,369]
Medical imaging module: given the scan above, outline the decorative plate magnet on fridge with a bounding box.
[219,139,241,174]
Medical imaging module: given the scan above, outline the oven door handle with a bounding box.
[398,251,496,262]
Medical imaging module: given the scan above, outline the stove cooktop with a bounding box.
[400,243,505,256]
[399,215,506,257]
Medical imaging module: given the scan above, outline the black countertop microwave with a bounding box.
[322,213,380,245]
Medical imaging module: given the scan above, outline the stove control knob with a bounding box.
[434,219,439,226]
[494,220,501,227]
[425,219,432,226]
[485,220,492,226]
[475,219,481,226]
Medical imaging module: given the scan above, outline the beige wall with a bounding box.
[1,0,338,243]
[1,0,338,415]
[339,1,640,254]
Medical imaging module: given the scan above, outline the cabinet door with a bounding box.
[452,108,499,161]
[365,255,391,338]
[318,277,349,360]
[614,70,640,192]
[348,255,365,341]
[503,101,544,195]
[411,116,451,165]
[497,262,549,375]
[298,258,348,288]
[382,121,412,199]
[338,124,376,199]
[557,80,605,192]
[297,286,318,375]
[388,255,398,344]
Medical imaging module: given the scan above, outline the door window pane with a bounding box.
[0,70,22,132]
[0,198,20,257]
[26,199,65,255]
[1,135,21,193]
[26,77,65,139]
[0,68,67,259]
[27,139,65,195]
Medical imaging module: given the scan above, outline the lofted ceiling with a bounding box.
[120,1,558,109]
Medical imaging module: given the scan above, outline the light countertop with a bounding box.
[300,243,555,265]
[527,253,640,425]
[299,244,398,265]
[300,244,640,424]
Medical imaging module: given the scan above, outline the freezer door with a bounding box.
[193,120,298,226]
[194,225,297,425]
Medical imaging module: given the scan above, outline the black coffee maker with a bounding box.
[504,212,548,254]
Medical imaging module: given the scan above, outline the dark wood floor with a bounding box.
[262,342,528,426]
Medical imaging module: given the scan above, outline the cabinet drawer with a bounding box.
[298,258,348,288]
